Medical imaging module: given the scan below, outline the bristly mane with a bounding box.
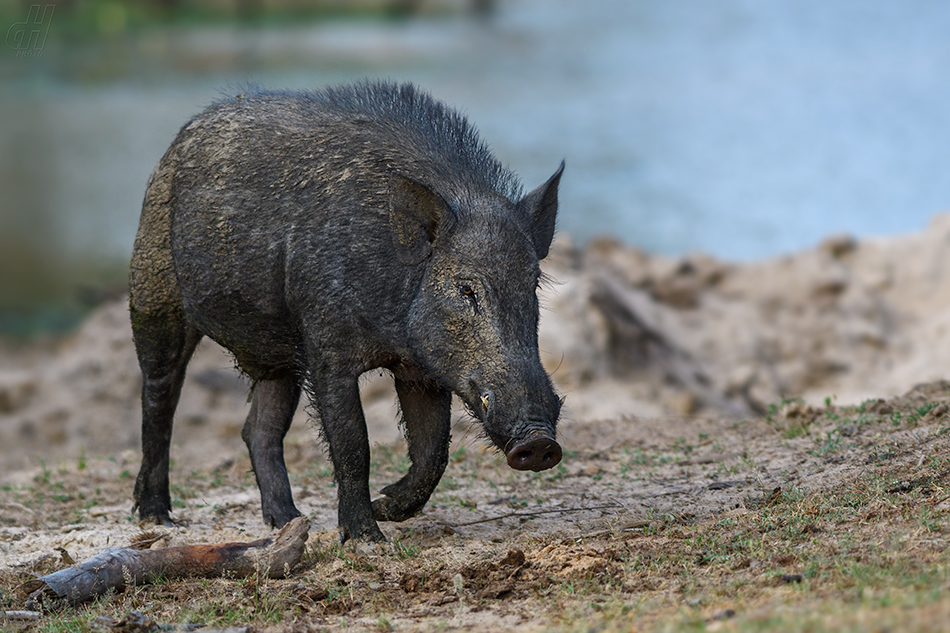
[236,80,526,202]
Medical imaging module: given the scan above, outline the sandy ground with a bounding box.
[1,217,950,629]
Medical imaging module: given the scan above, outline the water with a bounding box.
[3,0,950,327]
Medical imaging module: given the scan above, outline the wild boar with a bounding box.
[130,81,564,542]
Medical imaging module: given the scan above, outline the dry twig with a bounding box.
[446,503,622,528]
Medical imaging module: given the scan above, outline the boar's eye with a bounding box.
[459,283,479,315]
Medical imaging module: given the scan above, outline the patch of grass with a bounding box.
[4,385,950,633]
[811,429,842,456]
[7,470,950,633]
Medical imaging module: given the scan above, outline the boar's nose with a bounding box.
[505,436,562,472]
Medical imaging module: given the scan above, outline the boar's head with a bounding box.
[390,162,565,472]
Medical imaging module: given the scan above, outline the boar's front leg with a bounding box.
[242,375,303,528]
[313,370,386,543]
[372,373,451,522]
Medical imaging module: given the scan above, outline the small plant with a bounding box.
[35,459,51,485]
[622,447,654,468]
[867,446,895,463]
[811,430,842,456]
[672,437,694,455]
[393,539,420,560]
[919,505,942,533]
[901,402,941,426]
[916,402,939,416]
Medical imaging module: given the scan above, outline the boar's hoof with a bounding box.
[138,512,173,527]
[372,495,422,523]
[506,436,562,472]
[133,501,172,526]
[339,523,387,544]
[264,507,303,529]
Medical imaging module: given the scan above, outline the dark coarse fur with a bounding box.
[129,80,564,542]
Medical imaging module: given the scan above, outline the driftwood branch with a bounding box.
[591,275,754,416]
[24,517,309,609]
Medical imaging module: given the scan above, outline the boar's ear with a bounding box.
[389,175,453,265]
[517,160,564,260]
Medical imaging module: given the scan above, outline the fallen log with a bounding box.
[23,517,309,609]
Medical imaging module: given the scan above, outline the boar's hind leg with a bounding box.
[132,309,202,524]
[372,375,452,522]
[242,376,303,528]
[314,372,386,543]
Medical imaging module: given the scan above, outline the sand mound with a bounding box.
[539,212,950,417]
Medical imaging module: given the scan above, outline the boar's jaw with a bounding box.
[472,390,562,472]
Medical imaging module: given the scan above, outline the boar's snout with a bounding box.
[505,436,562,472]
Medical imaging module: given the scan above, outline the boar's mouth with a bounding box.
[504,435,562,472]
[465,385,562,472]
